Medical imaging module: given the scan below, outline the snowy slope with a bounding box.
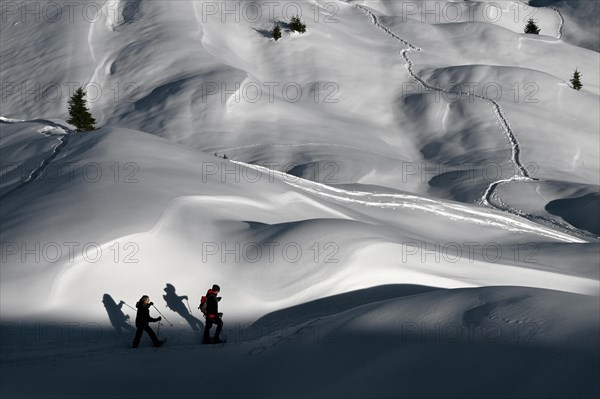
[1,0,599,398]
[1,118,598,398]
[530,0,600,51]
[2,1,598,226]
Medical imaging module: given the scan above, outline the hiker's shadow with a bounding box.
[163,283,204,332]
[102,293,136,335]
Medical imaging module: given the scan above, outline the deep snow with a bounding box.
[1,1,599,398]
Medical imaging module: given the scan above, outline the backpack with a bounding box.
[199,296,208,316]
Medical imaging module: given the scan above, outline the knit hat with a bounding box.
[212,284,220,292]
[136,295,149,306]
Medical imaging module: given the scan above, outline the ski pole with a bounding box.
[185,298,192,314]
[122,301,136,311]
[157,321,161,337]
[152,304,173,326]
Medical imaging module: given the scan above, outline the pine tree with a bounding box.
[289,15,306,33]
[570,69,582,90]
[273,23,282,41]
[524,18,540,34]
[66,87,96,132]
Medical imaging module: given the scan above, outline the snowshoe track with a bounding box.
[334,0,594,240]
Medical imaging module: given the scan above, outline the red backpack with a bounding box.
[199,295,208,316]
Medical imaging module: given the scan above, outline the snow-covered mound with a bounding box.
[1,119,598,397]
[1,119,595,319]
[546,192,600,235]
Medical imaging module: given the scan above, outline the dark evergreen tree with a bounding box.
[66,87,96,132]
[570,68,582,91]
[273,23,282,41]
[524,18,540,34]
[289,15,306,33]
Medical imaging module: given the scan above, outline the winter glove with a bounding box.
[217,297,222,302]
[183,296,188,300]
[149,302,154,306]
[157,316,162,321]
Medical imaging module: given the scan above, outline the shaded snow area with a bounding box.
[1,1,598,398]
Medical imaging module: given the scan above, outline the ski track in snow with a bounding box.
[550,6,565,40]
[341,1,533,185]
[232,161,584,243]
[329,0,595,240]
[0,121,71,201]
[0,116,25,123]
[490,180,598,241]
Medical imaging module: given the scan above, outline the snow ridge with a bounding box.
[0,121,71,200]
[232,160,584,243]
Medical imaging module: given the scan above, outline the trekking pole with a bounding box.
[157,320,161,337]
[121,301,136,311]
[185,298,193,314]
[152,304,173,326]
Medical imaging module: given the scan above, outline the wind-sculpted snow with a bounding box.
[233,160,584,243]
[340,0,597,241]
[348,2,534,192]
[1,2,599,396]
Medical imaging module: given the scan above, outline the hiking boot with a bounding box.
[212,337,224,344]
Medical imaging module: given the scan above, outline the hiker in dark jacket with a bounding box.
[132,295,165,348]
[203,284,224,344]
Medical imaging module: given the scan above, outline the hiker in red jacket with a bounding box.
[200,284,224,344]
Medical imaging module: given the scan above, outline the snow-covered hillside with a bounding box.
[1,1,598,398]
